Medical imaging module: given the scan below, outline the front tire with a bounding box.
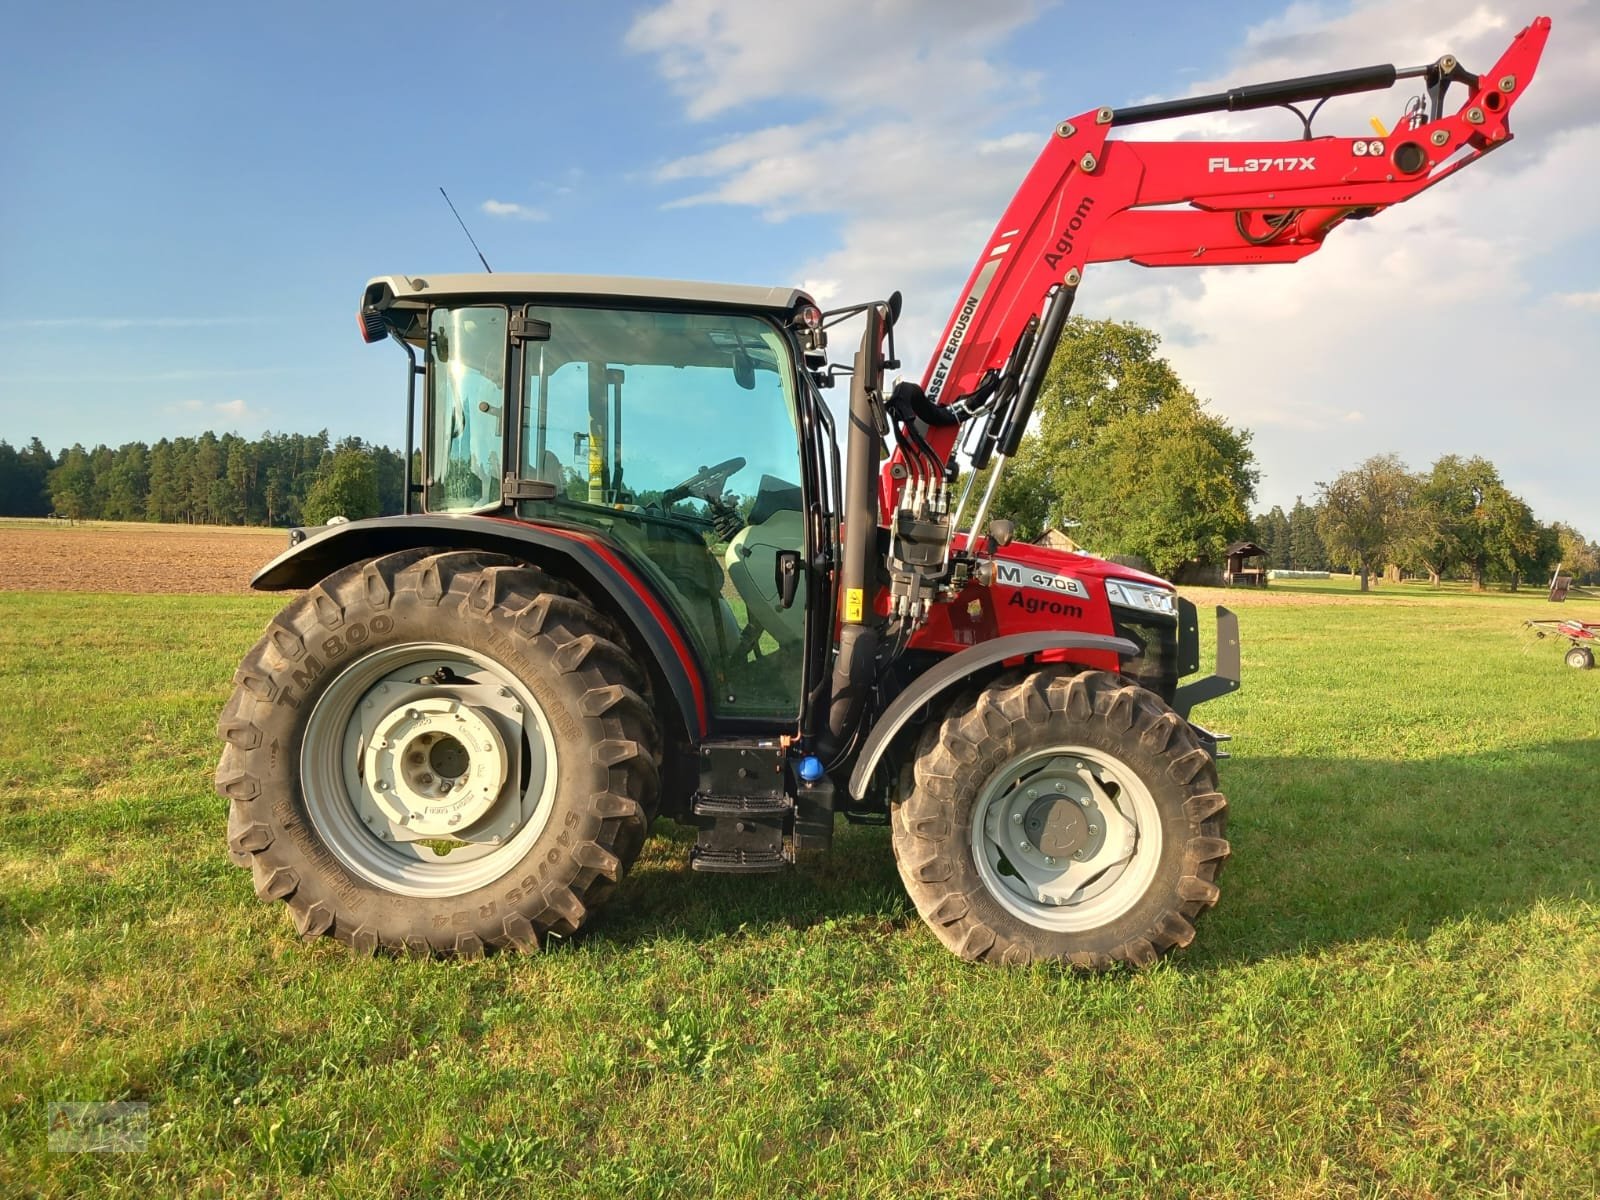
[892,667,1228,969]
[216,549,658,955]
[1565,646,1593,670]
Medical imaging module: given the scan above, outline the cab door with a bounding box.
[516,303,809,721]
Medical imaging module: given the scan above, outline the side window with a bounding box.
[426,306,506,512]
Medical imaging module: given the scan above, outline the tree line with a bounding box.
[1297,452,1597,591]
[0,432,410,527]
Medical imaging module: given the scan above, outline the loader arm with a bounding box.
[881,16,1551,524]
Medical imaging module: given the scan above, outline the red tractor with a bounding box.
[218,19,1549,968]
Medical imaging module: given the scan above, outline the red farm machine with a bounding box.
[218,18,1550,968]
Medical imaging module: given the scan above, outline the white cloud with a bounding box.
[626,0,1041,121]
[482,199,549,221]
[628,0,1048,356]
[1558,290,1600,310]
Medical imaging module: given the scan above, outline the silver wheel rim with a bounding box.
[300,641,558,897]
[970,744,1162,932]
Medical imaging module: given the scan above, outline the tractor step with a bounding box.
[692,740,793,870]
[690,846,792,873]
[692,795,791,817]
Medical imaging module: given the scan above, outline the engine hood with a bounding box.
[989,540,1173,590]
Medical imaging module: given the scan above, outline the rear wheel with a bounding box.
[892,667,1228,969]
[1565,646,1593,670]
[216,549,658,955]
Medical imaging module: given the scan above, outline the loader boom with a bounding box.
[883,16,1551,522]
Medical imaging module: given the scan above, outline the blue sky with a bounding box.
[2,0,1596,529]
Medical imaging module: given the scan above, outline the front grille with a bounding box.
[1112,611,1180,703]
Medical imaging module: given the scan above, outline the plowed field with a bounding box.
[0,520,289,594]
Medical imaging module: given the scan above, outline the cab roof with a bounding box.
[363,273,814,315]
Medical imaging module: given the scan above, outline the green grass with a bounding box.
[1,587,1597,1198]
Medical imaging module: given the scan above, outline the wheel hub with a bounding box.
[1025,794,1090,859]
[977,753,1145,921]
[362,697,509,837]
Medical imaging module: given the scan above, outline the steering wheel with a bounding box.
[661,457,746,507]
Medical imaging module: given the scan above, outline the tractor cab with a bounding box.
[361,274,829,723]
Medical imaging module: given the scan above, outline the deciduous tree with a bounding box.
[1315,453,1418,591]
[991,317,1257,576]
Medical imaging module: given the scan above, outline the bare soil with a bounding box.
[0,520,290,594]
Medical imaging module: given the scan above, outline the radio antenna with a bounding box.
[439,187,493,273]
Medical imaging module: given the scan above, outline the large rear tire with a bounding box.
[892,667,1228,969]
[215,549,658,955]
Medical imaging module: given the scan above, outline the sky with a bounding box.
[2,0,1595,531]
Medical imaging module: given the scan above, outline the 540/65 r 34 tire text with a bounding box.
[216,549,659,956]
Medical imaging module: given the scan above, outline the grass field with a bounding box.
[1,573,1597,1198]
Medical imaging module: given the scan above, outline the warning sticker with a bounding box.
[843,587,864,623]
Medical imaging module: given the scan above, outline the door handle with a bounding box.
[774,550,801,609]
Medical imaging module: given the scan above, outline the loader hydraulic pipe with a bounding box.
[1111,63,1400,126]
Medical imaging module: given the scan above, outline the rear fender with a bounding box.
[253,515,710,739]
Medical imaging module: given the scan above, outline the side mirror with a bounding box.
[733,347,755,390]
[987,518,1016,549]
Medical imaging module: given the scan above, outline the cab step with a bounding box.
[689,845,792,874]
[691,740,792,872]
[692,794,791,817]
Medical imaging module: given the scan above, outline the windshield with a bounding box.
[520,306,797,512]
[520,304,805,719]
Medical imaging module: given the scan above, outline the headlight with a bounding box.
[1104,578,1177,618]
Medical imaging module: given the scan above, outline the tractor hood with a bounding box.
[988,539,1174,592]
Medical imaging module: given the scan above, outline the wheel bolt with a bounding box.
[1026,788,1037,799]
[1019,841,1032,853]
[1088,825,1099,835]
[1011,813,1023,824]
[1044,856,1056,867]
[1073,850,1086,861]
[1054,781,1066,793]
[375,780,390,792]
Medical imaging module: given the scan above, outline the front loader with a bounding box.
[217,18,1550,967]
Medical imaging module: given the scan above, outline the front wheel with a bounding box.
[216,549,659,955]
[1565,646,1593,670]
[892,668,1229,969]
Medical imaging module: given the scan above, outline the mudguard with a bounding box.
[252,514,711,738]
[846,631,1138,800]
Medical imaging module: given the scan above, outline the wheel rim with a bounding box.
[300,642,558,897]
[970,744,1162,932]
